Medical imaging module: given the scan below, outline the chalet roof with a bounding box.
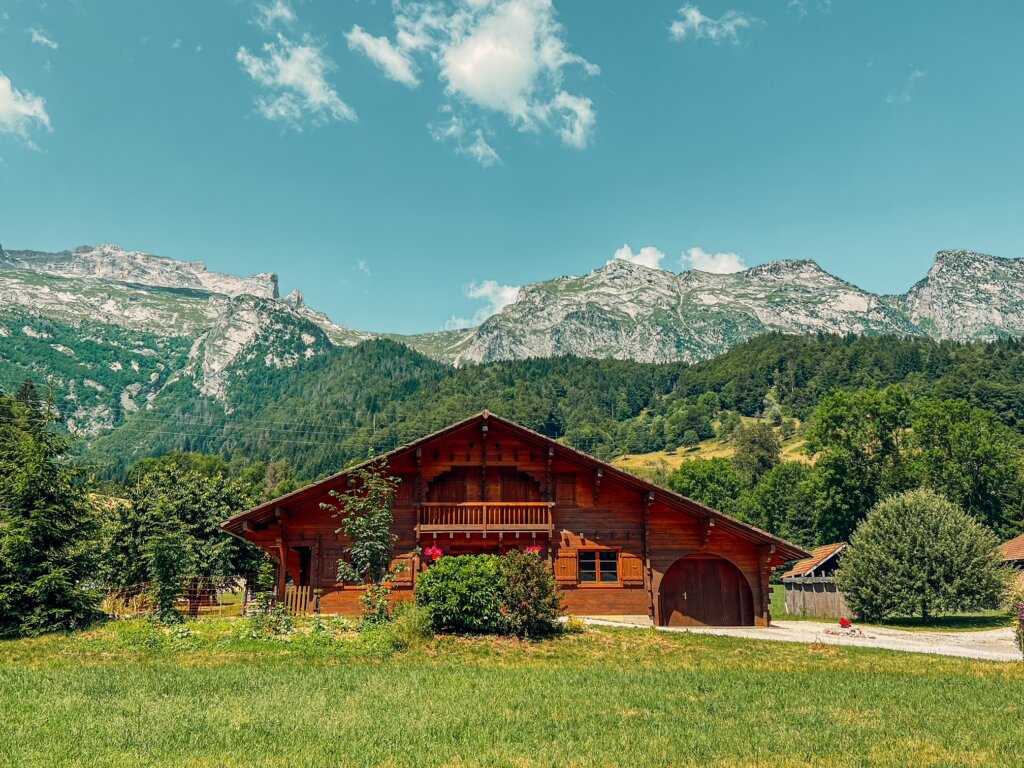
[782,542,846,579]
[222,410,810,562]
[1001,533,1024,563]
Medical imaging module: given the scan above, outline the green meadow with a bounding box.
[1,619,1022,768]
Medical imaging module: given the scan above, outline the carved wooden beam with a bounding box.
[642,491,655,623]
[700,517,715,548]
[593,468,603,505]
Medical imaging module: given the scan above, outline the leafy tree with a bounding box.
[321,458,402,622]
[836,489,1007,622]
[909,398,1024,537]
[144,529,191,624]
[0,389,100,637]
[667,458,743,514]
[497,549,563,638]
[731,422,781,486]
[803,387,915,543]
[102,452,264,590]
[733,462,816,547]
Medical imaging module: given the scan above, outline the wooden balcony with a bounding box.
[417,502,554,533]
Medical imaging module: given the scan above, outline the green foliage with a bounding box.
[143,530,190,624]
[803,387,915,543]
[101,452,265,590]
[836,489,1008,622]
[733,462,816,546]
[322,458,400,587]
[414,552,562,637]
[0,387,100,637]
[497,550,563,638]
[667,458,743,514]
[731,422,781,485]
[415,554,503,634]
[244,593,294,639]
[388,600,433,648]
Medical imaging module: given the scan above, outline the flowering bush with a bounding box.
[423,545,444,561]
[414,549,562,638]
[525,545,543,555]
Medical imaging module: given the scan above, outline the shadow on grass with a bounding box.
[873,612,1012,632]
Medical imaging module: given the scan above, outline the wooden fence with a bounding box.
[283,585,313,616]
[783,576,850,618]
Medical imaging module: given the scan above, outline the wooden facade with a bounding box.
[782,543,849,619]
[222,412,808,627]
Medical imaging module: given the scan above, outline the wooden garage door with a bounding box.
[660,556,754,627]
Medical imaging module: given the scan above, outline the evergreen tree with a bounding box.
[0,392,99,637]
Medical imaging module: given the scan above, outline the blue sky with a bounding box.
[1,1,1023,334]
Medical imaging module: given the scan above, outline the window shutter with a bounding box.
[620,553,644,586]
[554,549,578,585]
[391,556,415,587]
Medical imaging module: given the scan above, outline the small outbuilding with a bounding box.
[781,542,849,618]
[1001,533,1024,569]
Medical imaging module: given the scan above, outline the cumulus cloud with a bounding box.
[609,244,666,270]
[886,68,926,105]
[445,279,521,329]
[0,73,52,139]
[237,34,356,128]
[669,4,761,44]
[682,247,747,274]
[256,0,295,31]
[348,0,599,160]
[28,27,58,49]
[346,24,419,87]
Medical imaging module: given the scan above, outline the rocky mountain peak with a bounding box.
[283,289,305,308]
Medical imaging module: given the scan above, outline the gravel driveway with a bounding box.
[586,618,1021,662]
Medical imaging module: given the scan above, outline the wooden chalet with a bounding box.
[222,412,809,627]
[1001,533,1024,569]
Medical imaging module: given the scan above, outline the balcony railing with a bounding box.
[418,502,553,532]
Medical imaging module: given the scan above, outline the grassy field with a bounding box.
[614,417,809,476]
[2,618,1023,767]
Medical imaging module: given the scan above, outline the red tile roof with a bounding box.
[1001,533,1024,563]
[783,542,846,579]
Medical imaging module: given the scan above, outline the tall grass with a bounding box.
[0,618,1021,767]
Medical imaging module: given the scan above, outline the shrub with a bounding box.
[245,594,293,639]
[836,489,1007,622]
[497,550,563,638]
[415,551,563,637]
[563,615,587,634]
[415,555,502,633]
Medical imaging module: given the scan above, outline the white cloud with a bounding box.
[350,0,599,160]
[171,38,182,50]
[428,110,501,167]
[669,4,761,45]
[28,27,58,49]
[346,24,419,87]
[237,34,356,128]
[256,0,295,31]
[609,244,666,270]
[445,279,521,329]
[682,247,747,274]
[355,259,371,277]
[0,73,52,139]
[886,68,926,104]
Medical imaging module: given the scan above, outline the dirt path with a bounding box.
[587,619,1020,662]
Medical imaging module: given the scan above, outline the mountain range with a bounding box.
[1,241,1023,440]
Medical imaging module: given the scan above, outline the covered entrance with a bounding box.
[660,555,754,627]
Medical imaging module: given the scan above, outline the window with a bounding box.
[578,550,619,584]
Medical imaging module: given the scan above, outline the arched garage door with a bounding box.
[660,555,754,627]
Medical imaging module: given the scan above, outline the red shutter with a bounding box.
[620,553,645,586]
[554,549,578,585]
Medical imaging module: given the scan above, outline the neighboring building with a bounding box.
[782,542,849,618]
[222,412,808,627]
[1001,533,1024,569]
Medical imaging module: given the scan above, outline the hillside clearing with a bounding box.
[1,619,1022,767]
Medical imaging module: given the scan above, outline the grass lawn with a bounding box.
[2,618,1023,767]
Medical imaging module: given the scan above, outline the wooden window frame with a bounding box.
[576,548,621,587]
[555,474,577,507]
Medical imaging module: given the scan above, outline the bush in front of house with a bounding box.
[415,550,563,637]
[836,488,1008,623]
[497,549,563,638]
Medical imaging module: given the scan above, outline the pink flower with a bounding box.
[525,545,543,555]
[424,545,444,561]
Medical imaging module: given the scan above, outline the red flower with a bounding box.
[525,545,543,555]
[424,545,443,560]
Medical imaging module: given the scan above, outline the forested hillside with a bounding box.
[79,333,1024,483]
